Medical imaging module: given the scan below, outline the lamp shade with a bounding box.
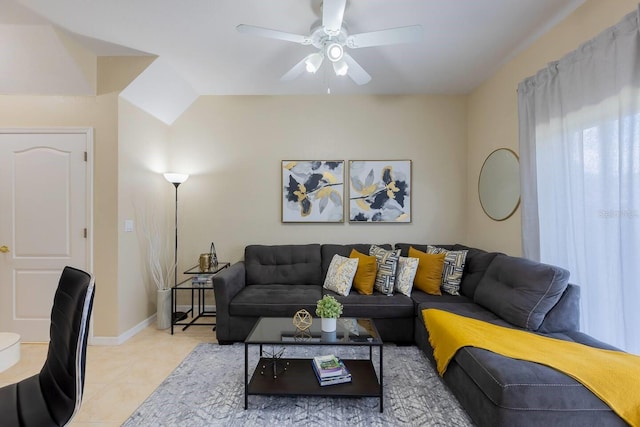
[305,52,324,74]
[163,173,189,184]
[333,59,348,76]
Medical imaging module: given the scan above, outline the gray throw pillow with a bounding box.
[474,254,569,330]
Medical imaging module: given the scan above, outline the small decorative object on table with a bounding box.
[260,347,289,379]
[339,318,359,336]
[292,309,313,341]
[199,242,218,272]
[293,309,312,331]
[316,295,343,332]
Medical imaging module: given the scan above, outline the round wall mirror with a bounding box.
[478,148,520,221]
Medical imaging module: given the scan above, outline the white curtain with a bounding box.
[518,6,640,354]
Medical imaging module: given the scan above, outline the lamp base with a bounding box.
[173,311,188,322]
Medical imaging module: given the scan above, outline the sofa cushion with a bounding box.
[452,244,500,299]
[323,255,358,296]
[410,289,467,308]
[349,250,377,295]
[453,346,614,412]
[474,254,570,330]
[395,256,418,297]
[370,245,401,296]
[417,299,514,329]
[409,247,445,295]
[324,289,414,318]
[230,284,322,317]
[427,245,468,296]
[245,244,321,286]
[538,283,580,333]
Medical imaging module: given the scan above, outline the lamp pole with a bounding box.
[172,181,180,288]
[164,173,189,323]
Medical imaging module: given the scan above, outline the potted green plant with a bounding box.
[316,295,343,332]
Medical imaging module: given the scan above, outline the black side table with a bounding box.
[171,262,230,334]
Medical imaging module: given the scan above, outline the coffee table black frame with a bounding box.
[244,317,384,412]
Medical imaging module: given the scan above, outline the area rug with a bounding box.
[123,343,474,426]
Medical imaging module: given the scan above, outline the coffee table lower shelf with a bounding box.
[246,357,382,411]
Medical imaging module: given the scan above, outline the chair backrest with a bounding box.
[39,266,95,426]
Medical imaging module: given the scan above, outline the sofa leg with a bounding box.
[217,340,234,345]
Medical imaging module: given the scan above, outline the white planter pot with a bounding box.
[156,289,172,330]
[321,317,337,332]
[321,330,337,342]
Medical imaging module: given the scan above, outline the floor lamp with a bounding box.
[164,172,189,322]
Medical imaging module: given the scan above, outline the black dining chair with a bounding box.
[0,266,95,427]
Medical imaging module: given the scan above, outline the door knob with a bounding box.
[0,246,9,253]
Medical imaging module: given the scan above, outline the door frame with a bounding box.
[0,127,94,338]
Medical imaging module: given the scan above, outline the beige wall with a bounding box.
[466,0,638,256]
[169,95,468,271]
[117,98,170,332]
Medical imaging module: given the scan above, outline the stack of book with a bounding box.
[191,274,213,286]
[311,354,351,386]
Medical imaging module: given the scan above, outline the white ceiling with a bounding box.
[9,0,585,97]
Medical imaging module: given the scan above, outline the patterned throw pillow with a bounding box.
[323,254,359,296]
[369,245,401,296]
[395,256,419,297]
[427,245,468,295]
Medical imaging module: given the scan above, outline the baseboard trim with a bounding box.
[90,313,156,346]
[88,304,217,346]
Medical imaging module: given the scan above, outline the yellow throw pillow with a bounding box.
[349,249,377,295]
[409,247,446,295]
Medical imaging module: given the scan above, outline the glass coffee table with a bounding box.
[244,317,384,412]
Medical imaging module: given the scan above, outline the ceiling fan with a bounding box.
[237,0,423,85]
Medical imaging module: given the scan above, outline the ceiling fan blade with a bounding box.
[322,0,347,35]
[280,56,310,82]
[343,53,371,85]
[347,25,423,48]
[237,24,311,45]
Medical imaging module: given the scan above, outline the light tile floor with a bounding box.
[0,322,215,427]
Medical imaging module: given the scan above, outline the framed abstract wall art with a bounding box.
[282,160,344,223]
[349,160,411,222]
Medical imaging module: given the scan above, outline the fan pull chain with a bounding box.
[324,64,331,95]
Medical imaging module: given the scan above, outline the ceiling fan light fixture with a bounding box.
[326,43,344,62]
[333,59,348,76]
[305,52,324,73]
[237,1,422,87]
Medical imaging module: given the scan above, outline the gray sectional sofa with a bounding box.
[214,244,414,344]
[212,242,627,426]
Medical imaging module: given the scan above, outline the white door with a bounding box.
[0,129,91,342]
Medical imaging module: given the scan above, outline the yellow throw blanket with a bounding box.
[422,308,640,427]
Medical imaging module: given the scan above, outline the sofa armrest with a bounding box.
[538,283,580,333]
[213,261,246,341]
